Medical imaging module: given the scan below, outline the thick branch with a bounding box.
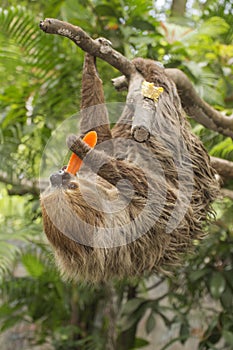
[39,18,135,77]
[0,172,48,196]
[7,186,38,196]
[102,284,117,350]
[40,18,233,139]
[39,18,233,183]
[40,19,233,139]
[171,0,187,17]
[210,157,233,181]
[165,68,233,139]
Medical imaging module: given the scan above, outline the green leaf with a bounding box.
[210,137,233,160]
[0,240,20,276]
[189,268,210,282]
[95,4,118,17]
[224,270,233,290]
[131,19,155,31]
[210,272,226,299]
[121,298,146,316]
[220,285,233,309]
[0,315,24,332]
[133,337,150,349]
[120,300,148,332]
[206,326,221,345]
[223,330,233,345]
[21,253,45,277]
[120,306,147,332]
[179,323,189,344]
[198,16,229,38]
[146,311,155,334]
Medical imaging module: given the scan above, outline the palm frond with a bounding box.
[0,6,63,88]
[0,5,83,115]
[210,137,233,160]
[0,185,44,278]
[0,6,84,181]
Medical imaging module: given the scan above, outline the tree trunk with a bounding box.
[170,0,187,17]
[116,286,138,350]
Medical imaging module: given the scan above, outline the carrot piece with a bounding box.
[66,131,97,175]
[82,130,98,148]
[66,153,82,175]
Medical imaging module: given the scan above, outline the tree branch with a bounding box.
[165,68,233,139]
[221,188,233,200]
[40,18,233,139]
[39,18,135,77]
[112,76,129,91]
[210,157,233,181]
[0,172,48,196]
[39,18,233,187]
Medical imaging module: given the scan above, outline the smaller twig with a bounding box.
[7,186,39,196]
[0,172,48,196]
[131,98,155,142]
[111,76,128,91]
[127,72,156,142]
[214,219,230,229]
[145,277,165,292]
[221,188,233,200]
[210,157,233,180]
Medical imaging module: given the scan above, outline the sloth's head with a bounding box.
[49,168,78,190]
[40,168,149,283]
[41,165,126,246]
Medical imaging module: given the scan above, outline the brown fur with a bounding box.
[40,56,219,283]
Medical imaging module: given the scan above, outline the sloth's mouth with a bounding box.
[50,169,73,188]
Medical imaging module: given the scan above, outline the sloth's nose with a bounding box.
[50,170,71,187]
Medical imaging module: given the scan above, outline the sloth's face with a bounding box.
[49,169,78,190]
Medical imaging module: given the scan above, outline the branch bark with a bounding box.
[111,76,128,91]
[171,0,187,17]
[0,172,48,196]
[102,284,117,350]
[39,18,135,77]
[210,157,233,181]
[221,188,233,200]
[117,285,138,350]
[127,72,156,142]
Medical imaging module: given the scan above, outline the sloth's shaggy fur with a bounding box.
[40,56,219,283]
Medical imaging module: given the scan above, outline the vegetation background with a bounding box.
[0,0,232,349]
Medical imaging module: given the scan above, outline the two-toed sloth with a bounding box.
[40,55,219,283]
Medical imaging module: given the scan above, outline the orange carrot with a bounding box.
[66,153,82,175]
[66,130,97,175]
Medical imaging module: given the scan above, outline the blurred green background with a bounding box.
[0,1,232,349]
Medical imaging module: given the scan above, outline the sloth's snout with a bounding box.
[50,169,71,187]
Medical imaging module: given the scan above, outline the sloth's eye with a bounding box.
[68,182,78,190]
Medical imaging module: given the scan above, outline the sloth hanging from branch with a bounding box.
[39,19,223,283]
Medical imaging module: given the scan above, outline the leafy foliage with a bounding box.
[168,223,233,350]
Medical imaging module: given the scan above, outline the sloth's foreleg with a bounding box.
[80,52,112,146]
[67,134,148,198]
